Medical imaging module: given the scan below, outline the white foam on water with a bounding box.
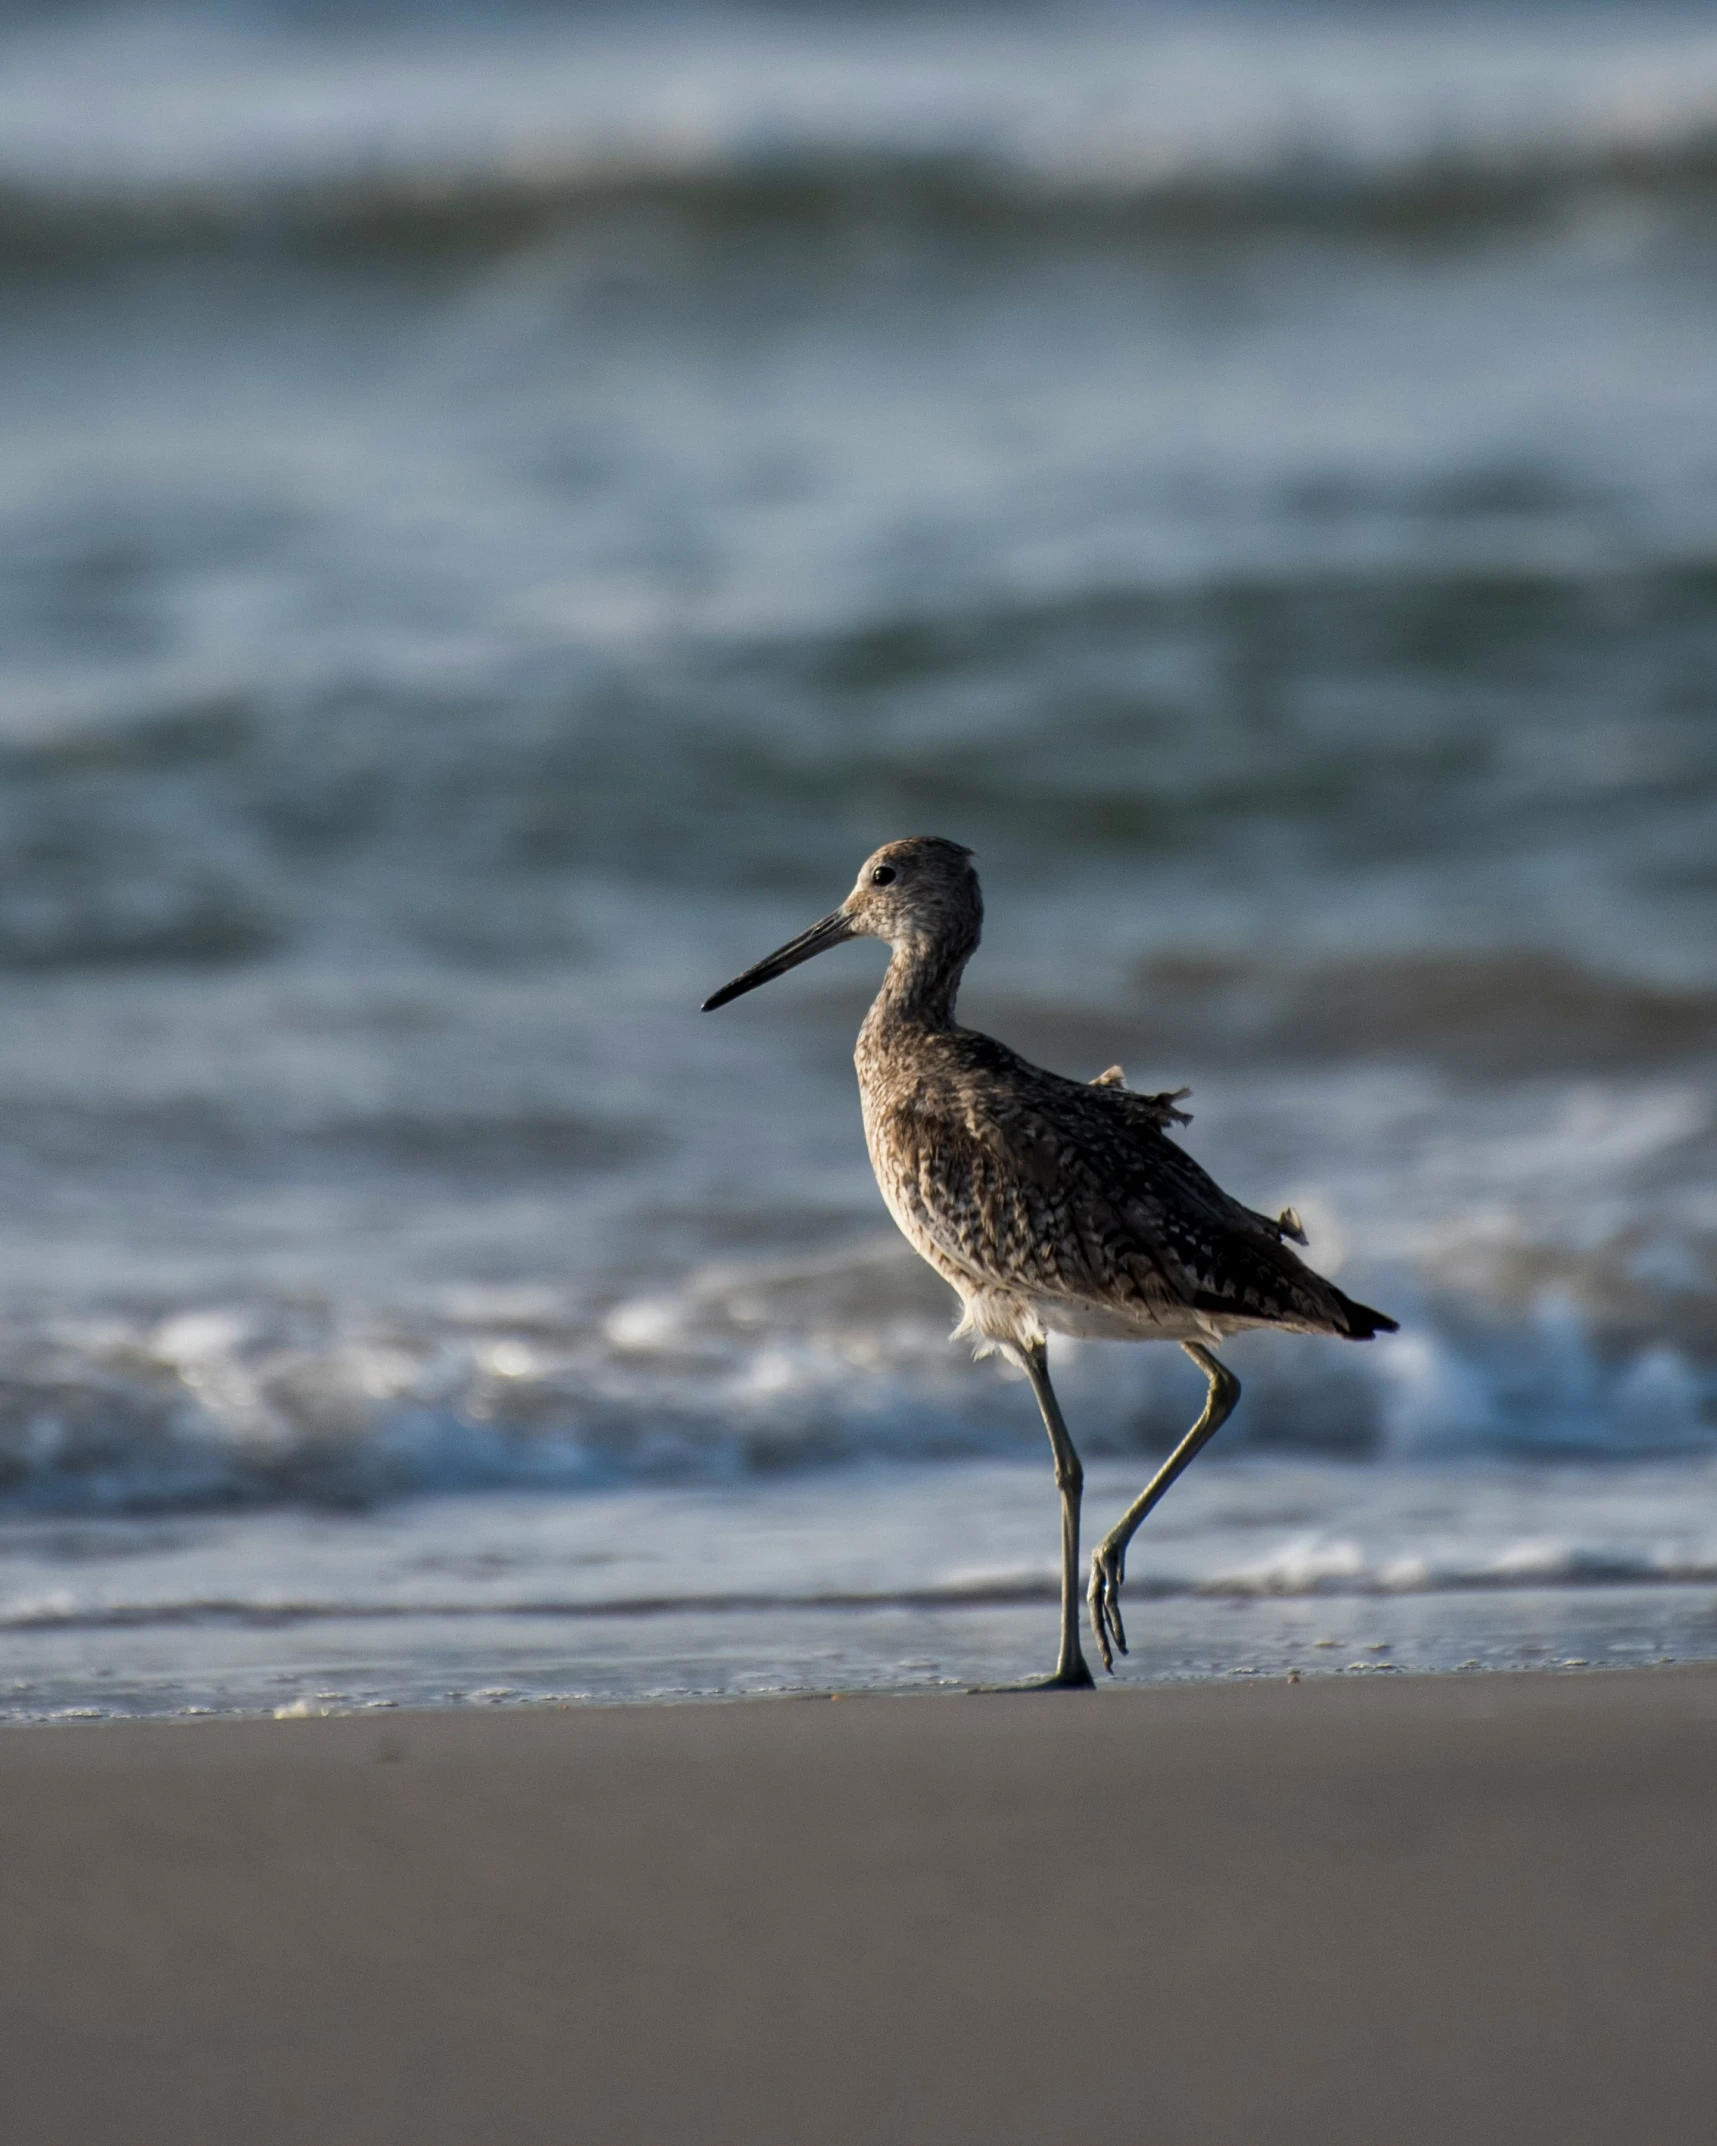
[4,1455,1717,1713]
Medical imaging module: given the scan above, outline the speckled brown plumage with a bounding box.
[705,834,1396,1688]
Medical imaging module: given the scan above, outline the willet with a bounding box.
[704,837,1396,1690]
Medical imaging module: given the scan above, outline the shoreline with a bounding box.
[10,1458,1717,1719]
[4,1642,1716,1730]
[4,1664,1716,2145]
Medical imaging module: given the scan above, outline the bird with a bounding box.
[703,836,1396,1690]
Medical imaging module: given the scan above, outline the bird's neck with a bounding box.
[864,932,973,1038]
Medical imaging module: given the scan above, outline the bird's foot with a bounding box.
[1088,1542,1128,1673]
[970,1656,1095,1694]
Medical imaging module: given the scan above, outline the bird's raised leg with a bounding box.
[973,1340,1094,1691]
[1088,1343,1240,1673]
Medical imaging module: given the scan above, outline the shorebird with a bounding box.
[704,837,1396,1690]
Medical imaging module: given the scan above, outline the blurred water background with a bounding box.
[5,0,1717,1717]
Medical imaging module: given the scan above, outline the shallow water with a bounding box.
[1,0,1715,1708]
[7,1459,1717,1718]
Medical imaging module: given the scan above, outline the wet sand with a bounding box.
[3,1667,1715,2146]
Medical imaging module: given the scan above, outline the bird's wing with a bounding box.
[893,1048,1353,1333]
[1063,1102,1345,1328]
[1087,1066,1194,1129]
[878,1077,1189,1319]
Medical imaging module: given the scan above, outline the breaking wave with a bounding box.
[0,1232,1711,1515]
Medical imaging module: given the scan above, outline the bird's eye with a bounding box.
[870,865,897,886]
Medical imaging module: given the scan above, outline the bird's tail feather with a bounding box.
[1336,1291,1398,1340]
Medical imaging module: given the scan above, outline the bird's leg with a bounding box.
[1088,1343,1240,1673]
[973,1341,1094,1692]
[1027,1342,1096,1688]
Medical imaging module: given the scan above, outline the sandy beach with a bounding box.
[3,1667,1714,2146]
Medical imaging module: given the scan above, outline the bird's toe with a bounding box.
[1087,1543,1128,1672]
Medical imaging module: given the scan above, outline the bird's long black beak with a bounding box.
[701,909,856,1010]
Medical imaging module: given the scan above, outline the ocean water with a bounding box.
[3,0,1717,1717]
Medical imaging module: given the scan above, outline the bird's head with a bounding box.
[702,836,981,1010]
